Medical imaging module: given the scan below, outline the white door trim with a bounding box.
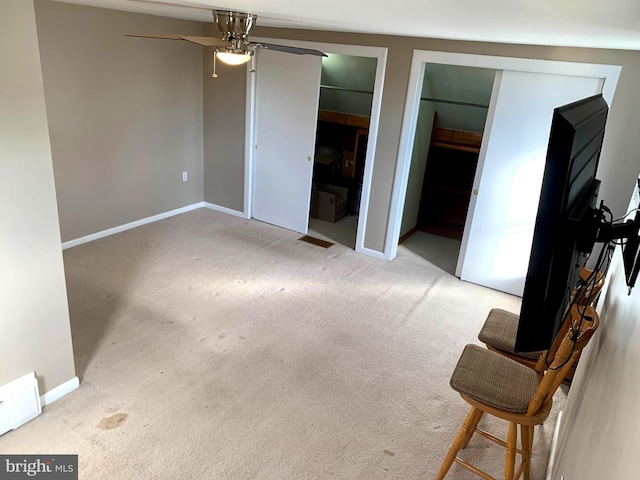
[246,37,388,255]
[388,50,621,262]
[243,61,256,220]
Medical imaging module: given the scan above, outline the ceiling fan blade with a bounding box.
[125,32,185,41]
[254,42,327,57]
[178,36,231,47]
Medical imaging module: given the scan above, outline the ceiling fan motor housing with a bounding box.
[213,10,257,41]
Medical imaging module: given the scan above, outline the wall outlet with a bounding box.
[182,171,188,182]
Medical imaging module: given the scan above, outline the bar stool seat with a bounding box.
[450,344,541,414]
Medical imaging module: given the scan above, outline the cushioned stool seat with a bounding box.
[478,308,542,360]
[450,344,541,413]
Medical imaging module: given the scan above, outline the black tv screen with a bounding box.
[515,94,609,353]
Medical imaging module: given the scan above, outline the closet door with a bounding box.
[252,49,322,234]
[459,70,603,296]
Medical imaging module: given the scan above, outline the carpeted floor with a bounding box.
[0,208,563,479]
[309,215,359,250]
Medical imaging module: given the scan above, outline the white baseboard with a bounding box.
[203,202,248,219]
[356,245,389,261]
[62,203,204,250]
[546,410,563,480]
[40,376,79,407]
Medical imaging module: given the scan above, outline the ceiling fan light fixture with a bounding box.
[216,51,252,65]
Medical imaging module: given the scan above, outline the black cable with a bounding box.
[613,207,640,223]
[542,205,617,372]
[544,241,610,371]
[601,204,613,223]
[555,239,612,368]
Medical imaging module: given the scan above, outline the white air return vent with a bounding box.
[0,372,41,436]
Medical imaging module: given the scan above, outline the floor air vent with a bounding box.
[298,235,335,249]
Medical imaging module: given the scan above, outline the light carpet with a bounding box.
[1,208,563,479]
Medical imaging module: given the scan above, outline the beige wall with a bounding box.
[553,182,640,478]
[0,0,75,394]
[218,27,639,253]
[202,24,246,212]
[34,0,204,242]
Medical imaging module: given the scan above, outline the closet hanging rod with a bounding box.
[320,84,374,95]
[421,97,489,109]
[319,85,489,108]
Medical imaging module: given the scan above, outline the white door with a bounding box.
[459,70,603,296]
[252,49,322,234]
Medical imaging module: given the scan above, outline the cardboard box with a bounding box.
[316,183,348,203]
[311,186,347,223]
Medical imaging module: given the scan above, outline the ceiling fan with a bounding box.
[126,10,327,78]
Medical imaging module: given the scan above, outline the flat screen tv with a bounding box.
[514,94,609,353]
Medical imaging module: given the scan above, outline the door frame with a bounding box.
[245,37,388,255]
[388,50,621,270]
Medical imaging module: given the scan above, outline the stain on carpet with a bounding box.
[98,413,128,430]
[298,235,335,249]
[383,449,395,456]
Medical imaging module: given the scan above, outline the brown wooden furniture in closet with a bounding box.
[317,110,369,179]
[315,110,370,214]
[418,127,482,240]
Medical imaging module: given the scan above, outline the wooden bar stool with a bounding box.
[436,304,599,480]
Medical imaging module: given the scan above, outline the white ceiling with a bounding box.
[57,0,640,51]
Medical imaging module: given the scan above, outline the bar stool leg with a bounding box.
[505,422,517,480]
[461,410,484,449]
[436,407,482,480]
[521,424,532,480]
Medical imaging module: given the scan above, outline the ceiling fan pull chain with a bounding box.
[212,51,218,78]
[250,53,256,73]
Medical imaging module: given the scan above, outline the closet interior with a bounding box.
[400,63,496,266]
[309,53,377,248]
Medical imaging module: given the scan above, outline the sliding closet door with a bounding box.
[252,49,322,234]
[459,71,603,296]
